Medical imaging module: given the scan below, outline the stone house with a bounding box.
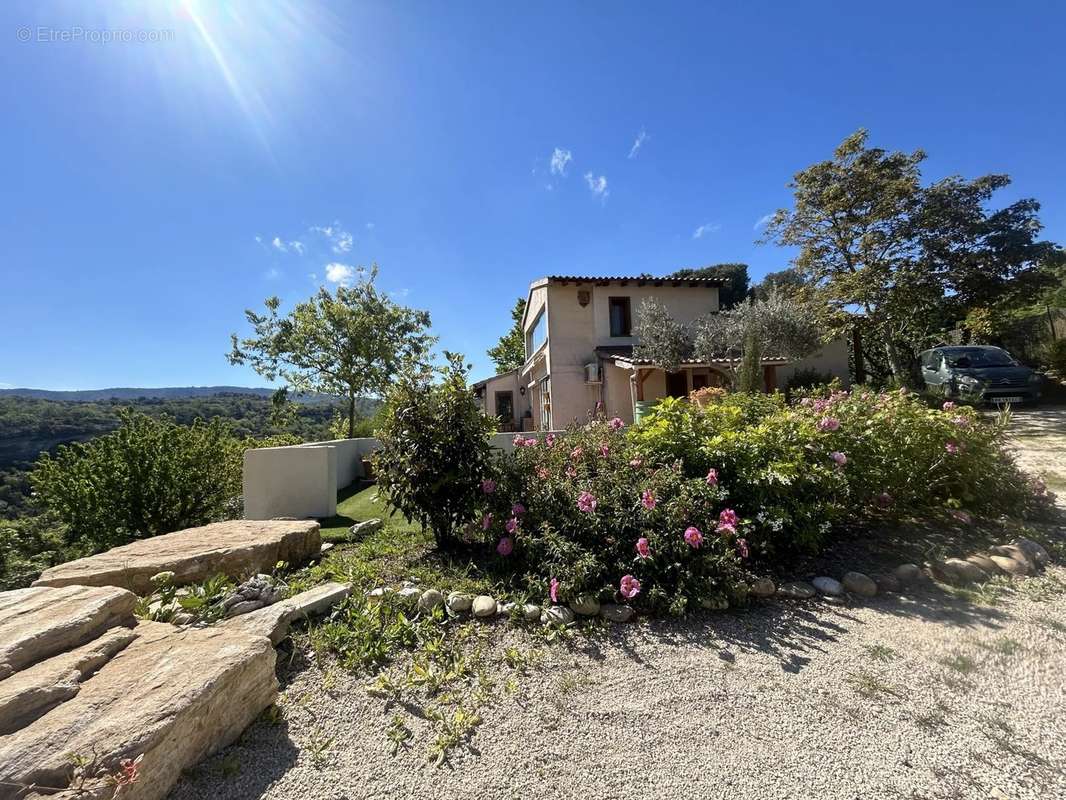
[473,275,849,430]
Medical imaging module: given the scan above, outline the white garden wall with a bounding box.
[242,432,561,520]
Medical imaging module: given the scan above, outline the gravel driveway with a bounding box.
[170,409,1066,800]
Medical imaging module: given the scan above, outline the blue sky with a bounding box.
[2,0,1064,389]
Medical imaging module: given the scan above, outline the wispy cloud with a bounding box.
[389,288,410,299]
[325,262,356,285]
[365,222,375,231]
[584,172,609,201]
[692,222,722,239]
[753,213,774,231]
[550,147,572,177]
[312,222,354,253]
[270,236,304,254]
[264,266,282,280]
[628,129,649,159]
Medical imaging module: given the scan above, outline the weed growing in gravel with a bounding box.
[976,637,1022,657]
[426,703,483,766]
[386,715,412,756]
[914,701,951,732]
[863,643,899,662]
[846,670,903,701]
[306,730,335,769]
[1036,616,1066,634]
[939,653,980,674]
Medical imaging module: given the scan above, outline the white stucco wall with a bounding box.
[243,445,338,520]
[775,339,851,389]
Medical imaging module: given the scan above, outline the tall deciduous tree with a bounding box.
[487,297,527,372]
[763,129,1060,384]
[228,266,435,438]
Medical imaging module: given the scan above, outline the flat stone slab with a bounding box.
[0,626,137,736]
[0,622,277,800]
[0,585,137,680]
[224,582,353,645]
[33,520,321,595]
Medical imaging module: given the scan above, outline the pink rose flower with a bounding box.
[641,489,656,510]
[481,513,493,531]
[630,458,643,468]
[945,441,960,454]
[570,446,584,460]
[512,503,526,516]
[684,526,703,548]
[545,433,556,447]
[577,491,598,513]
[481,478,496,494]
[505,517,518,534]
[736,538,749,559]
[550,577,559,603]
[942,401,955,411]
[620,574,641,599]
[600,443,610,458]
[609,416,625,431]
[566,466,577,478]
[496,536,514,556]
[512,435,525,447]
[817,417,840,432]
[718,508,739,529]
[830,451,847,466]
[705,468,719,486]
[537,467,550,480]
[636,537,650,558]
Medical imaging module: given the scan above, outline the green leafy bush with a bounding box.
[31,410,297,553]
[1045,338,1066,375]
[0,515,66,590]
[478,416,750,615]
[373,353,496,547]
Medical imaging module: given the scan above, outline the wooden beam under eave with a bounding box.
[635,367,652,401]
[762,364,777,393]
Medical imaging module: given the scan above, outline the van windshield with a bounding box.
[942,348,1015,368]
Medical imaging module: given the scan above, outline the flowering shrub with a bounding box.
[478,415,749,615]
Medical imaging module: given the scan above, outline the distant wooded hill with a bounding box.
[0,391,381,519]
[0,386,337,403]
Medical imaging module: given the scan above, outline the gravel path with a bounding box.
[170,410,1066,800]
[172,568,1066,800]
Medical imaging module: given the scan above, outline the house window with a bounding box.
[494,391,514,422]
[609,297,632,337]
[526,309,546,358]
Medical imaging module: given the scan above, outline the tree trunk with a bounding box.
[885,339,917,389]
[347,394,356,439]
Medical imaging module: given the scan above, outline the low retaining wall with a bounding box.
[243,432,562,520]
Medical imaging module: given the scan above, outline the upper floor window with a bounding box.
[526,309,546,357]
[609,297,632,337]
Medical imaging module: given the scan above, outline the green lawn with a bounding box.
[287,483,515,599]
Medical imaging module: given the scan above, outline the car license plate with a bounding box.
[992,396,1023,404]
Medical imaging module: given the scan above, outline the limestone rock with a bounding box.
[348,518,384,538]
[569,595,600,616]
[224,599,266,618]
[396,586,421,603]
[700,596,729,611]
[224,582,352,645]
[777,581,816,600]
[1013,537,1050,568]
[446,592,473,613]
[874,574,900,593]
[600,604,635,623]
[366,587,393,603]
[0,622,277,800]
[842,571,878,597]
[0,585,137,681]
[521,604,541,622]
[417,589,445,614]
[988,554,1029,576]
[893,563,922,584]
[542,606,575,625]
[812,577,843,597]
[749,577,776,598]
[472,595,497,618]
[931,558,988,586]
[497,602,516,617]
[966,554,1004,577]
[33,520,321,595]
[0,627,138,736]
[989,545,1036,574]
